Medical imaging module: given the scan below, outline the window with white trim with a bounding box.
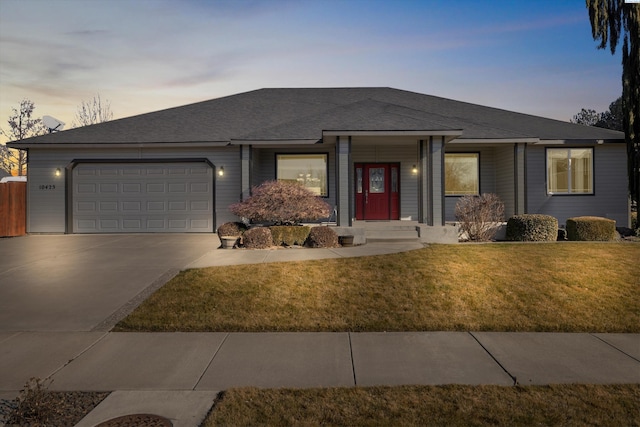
[547,148,593,194]
[445,153,479,196]
[276,154,328,196]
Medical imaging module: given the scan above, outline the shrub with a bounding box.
[242,227,273,249]
[270,225,311,246]
[306,226,340,248]
[566,216,616,241]
[454,193,505,241]
[506,214,558,242]
[5,377,56,426]
[217,221,248,237]
[229,180,331,225]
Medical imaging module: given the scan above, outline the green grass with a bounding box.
[115,243,640,332]
[204,385,640,426]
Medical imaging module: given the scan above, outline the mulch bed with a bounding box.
[0,391,109,426]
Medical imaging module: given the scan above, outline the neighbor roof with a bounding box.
[8,87,625,146]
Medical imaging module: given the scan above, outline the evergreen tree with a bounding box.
[586,0,640,208]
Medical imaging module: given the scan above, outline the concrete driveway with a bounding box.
[0,234,219,332]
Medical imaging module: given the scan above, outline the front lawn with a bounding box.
[204,385,640,427]
[115,243,640,332]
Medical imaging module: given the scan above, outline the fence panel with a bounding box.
[0,181,27,237]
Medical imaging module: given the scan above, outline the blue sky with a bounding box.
[0,0,622,140]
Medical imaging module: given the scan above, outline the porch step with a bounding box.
[353,221,421,241]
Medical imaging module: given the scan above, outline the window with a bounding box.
[547,148,593,194]
[445,153,479,195]
[276,154,328,196]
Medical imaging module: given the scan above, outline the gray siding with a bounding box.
[26,146,240,233]
[494,145,515,218]
[526,144,628,226]
[27,150,67,233]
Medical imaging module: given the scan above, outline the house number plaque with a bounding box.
[38,184,56,190]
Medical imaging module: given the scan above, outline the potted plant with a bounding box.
[217,222,248,249]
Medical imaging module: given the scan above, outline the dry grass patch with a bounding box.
[204,385,640,427]
[115,243,640,332]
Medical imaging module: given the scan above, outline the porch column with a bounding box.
[430,136,445,226]
[514,143,526,214]
[418,139,430,225]
[335,136,352,226]
[240,144,252,200]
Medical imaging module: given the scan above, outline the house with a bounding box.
[7,87,628,240]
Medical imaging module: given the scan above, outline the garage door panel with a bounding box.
[147,183,166,192]
[100,201,118,212]
[100,219,119,230]
[190,200,210,211]
[122,201,142,212]
[168,183,187,193]
[190,219,210,230]
[100,183,118,193]
[147,201,166,211]
[77,201,96,212]
[78,183,96,193]
[169,201,187,211]
[99,167,118,176]
[73,162,213,233]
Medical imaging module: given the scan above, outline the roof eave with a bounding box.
[6,141,231,149]
[450,137,540,144]
[322,130,463,137]
[532,138,625,145]
[229,139,321,146]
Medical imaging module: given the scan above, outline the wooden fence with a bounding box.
[0,181,26,237]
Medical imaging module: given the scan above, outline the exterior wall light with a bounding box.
[412,165,418,175]
[218,166,224,177]
[55,168,61,177]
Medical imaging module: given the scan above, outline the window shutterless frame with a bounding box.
[546,147,594,195]
[444,152,480,196]
[275,153,329,197]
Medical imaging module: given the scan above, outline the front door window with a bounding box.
[369,167,385,193]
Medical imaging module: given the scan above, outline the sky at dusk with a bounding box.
[0,0,624,142]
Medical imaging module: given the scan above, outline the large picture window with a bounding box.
[547,148,593,194]
[445,153,479,195]
[276,154,328,196]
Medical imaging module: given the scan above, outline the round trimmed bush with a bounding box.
[242,227,273,249]
[306,226,340,248]
[269,225,311,246]
[506,214,558,241]
[217,221,248,238]
[566,216,616,241]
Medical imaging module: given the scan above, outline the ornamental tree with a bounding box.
[230,180,331,225]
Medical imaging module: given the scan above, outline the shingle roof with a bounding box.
[8,87,625,146]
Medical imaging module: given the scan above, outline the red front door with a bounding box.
[355,163,400,220]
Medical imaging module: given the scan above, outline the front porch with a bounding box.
[330,220,459,245]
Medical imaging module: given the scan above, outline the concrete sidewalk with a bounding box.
[1,331,638,426]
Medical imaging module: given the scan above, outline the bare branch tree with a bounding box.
[73,94,114,127]
[0,144,14,176]
[0,99,47,176]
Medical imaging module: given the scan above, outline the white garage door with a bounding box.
[72,162,213,233]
